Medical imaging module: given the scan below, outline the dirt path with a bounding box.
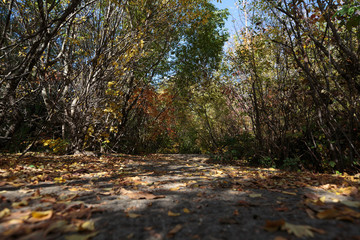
[0,154,359,239]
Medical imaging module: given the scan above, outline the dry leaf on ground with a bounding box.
[167,224,182,238]
[0,208,10,219]
[317,207,360,220]
[264,220,324,238]
[168,211,180,217]
[120,188,165,200]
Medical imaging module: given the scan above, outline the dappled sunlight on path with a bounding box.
[0,154,359,239]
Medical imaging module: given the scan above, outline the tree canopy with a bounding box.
[1,0,359,172]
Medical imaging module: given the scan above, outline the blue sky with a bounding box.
[211,0,238,35]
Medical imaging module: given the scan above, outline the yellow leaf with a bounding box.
[80,220,95,231]
[54,177,66,183]
[168,211,180,217]
[183,208,191,213]
[0,208,10,219]
[65,232,98,240]
[170,187,180,191]
[12,200,28,208]
[30,210,53,222]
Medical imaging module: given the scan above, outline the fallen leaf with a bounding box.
[54,177,66,183]
[281,191,297,196]
[305,208,316,219]
[12,200,28,208]
[29,210,53,222]
[41,197,57,203]
[264,219,285,232]
[10,182,25,187]
[341,200,360,208]
[183,208,191,213]
[80,220,95,231]
[167,224,182,238]
[282,222,320,238]
[337,186,358,196]
[249,193,262,198]
[120,188,165,200]
[0,208,11,219]
[265,220,323,238]
[65,232,98,240]
[168,211,180,217]
[127,213,142,218]
[317,207,360,220]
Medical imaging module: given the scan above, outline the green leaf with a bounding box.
[329,161,336,168]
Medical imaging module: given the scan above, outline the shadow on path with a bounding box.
[0,154,359,239]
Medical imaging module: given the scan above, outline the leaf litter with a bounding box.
[0,154,359,239]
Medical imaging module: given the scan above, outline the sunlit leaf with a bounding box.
[168,211,180,217]
[0,208,10,219]
[12,200,28,208]
[29,210,53,222]
[80,220,96,231]
[127,213,142,218]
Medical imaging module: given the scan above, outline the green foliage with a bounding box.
[260,156,275,168]
[282,157,301,171]
[336,3,360,31]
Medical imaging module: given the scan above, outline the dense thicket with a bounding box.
[226,0,360,172]
[0,0,228,154]
[1,0,359,173]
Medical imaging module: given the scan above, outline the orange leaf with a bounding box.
[264,219,285,232]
